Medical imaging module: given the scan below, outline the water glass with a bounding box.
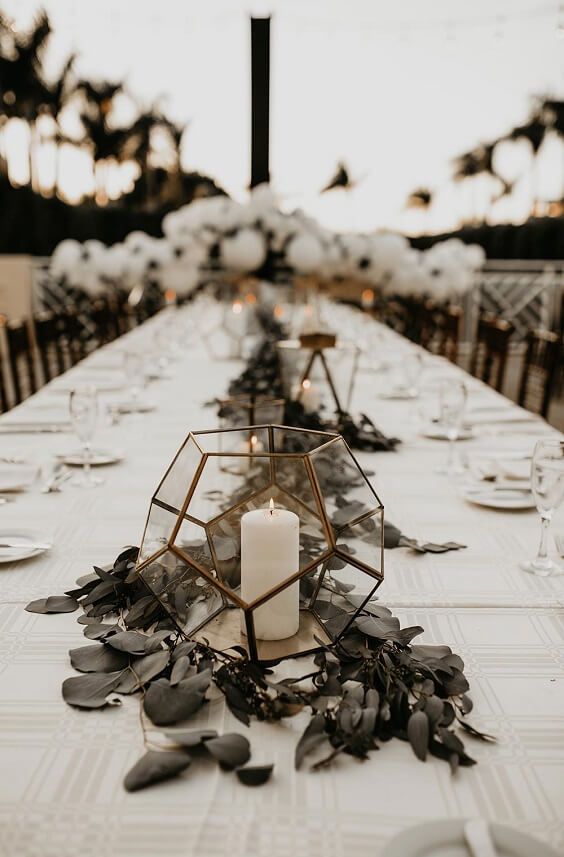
[69,386,102,488]
[436,380,467,475]
[124,350,145,401]
[521,439,564,576]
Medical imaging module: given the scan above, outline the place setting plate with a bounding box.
[385,819,560,857]
[422,425,475,441]
[461,486,535,510]
[57,448,124,467]
[0,528,53,564]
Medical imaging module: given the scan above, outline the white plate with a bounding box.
[378,388,418,401]
[58,449,124,467]
[0,465,37,492]
[0,527,52,564]
[386,819,559,857]
[462,488,535,510]
[422,426,474,441]
[113,400,156,414]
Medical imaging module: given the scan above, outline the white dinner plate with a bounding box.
[58,448,124,467]
[462,487,535,510]
[0,465,37,492]
[378,388,418,401]
[113,400,156,414]
[0,527,52,564]
[385,819,560,857]
[422,426,474,441]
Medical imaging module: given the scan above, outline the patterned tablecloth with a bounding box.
[0,308,563,857]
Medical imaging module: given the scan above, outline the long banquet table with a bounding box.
[0,305,563,857]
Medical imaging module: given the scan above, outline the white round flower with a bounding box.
[50,239,83,279]
[286,233,324,272]
[221,228,266,271]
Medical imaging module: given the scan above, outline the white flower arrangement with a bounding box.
[49,184,485,304]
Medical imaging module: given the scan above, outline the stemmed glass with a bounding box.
[402,352,423,398]
[436,380,467,475]
[69,386,102,488]
[124,350,145,403]
[521,439,564,576]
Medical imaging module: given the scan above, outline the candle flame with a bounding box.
[269,497,274,515]
[361,288,374,305]
[273,304,284,319]
[165,288,176,304]
[302,379,311,390]
[250,435,258,448]
[232,300,243,314]
[245,293,257,304]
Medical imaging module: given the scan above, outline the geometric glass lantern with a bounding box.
[217,395,285,431]
[136,425,384,663]
[277,334,360,415]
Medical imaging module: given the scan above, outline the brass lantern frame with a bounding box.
[136,424,384,664]
[277,335,360,415]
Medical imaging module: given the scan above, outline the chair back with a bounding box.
[4,318,37,405]
[34,310,66,382]
[470,314,514,392]
[518,329,561,418]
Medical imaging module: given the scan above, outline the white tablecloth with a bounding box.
[0,309,563,857]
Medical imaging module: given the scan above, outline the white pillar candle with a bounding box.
[240,499,300,641]
[299,379,321,414]
[233,435,264,474]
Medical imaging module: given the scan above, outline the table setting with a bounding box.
[0,298,563,857]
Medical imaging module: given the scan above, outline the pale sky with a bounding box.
[3,0,564,233]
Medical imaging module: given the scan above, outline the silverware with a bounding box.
[0,456,27,464]
[0,424,71,434]
[464,819,499,857]
[40,468,72,494]
[0,540,52,551]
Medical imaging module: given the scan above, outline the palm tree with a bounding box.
[74,79,128,203]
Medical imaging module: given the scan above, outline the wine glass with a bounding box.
[521,440,564,576]
[124,350,145,402]
[402,352,423,398]
[69,386,102,488]
[436,380,467,475]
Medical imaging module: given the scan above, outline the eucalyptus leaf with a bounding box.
[170,656,193,686]
[205,733,251,769]
[106,631,149,654]
[144,630,173,653]
[69,644,129,674]
[116,650,170,693]
[25,595,79,614]
[295,713,327,769]
[124,750,192,792]
[165,729,218,747]
[407,710,429,761]
[83,623,120,640]
[144,678,206,726]
[236,764,274,787]
[62,670,125,709]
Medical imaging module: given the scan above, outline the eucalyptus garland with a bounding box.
[223,309,400,452]
[26,546,493,793]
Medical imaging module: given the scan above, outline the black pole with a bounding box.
[250,16,270,188]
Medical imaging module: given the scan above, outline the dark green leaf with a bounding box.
[205,733,250,769]
[295,714,327,769]
[236,764,274,786]
[116,650,170,693]
[407,710,429,761]
[26,595,79,614]
[69,644,129,674]
[165,729,218,747]
[124,750,192,792]
[62,670,125,709]
[106,631,148,654]
[143,678,206,726]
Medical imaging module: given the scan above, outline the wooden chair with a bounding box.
[34,310,67,383]
[470,314,514,392]
[4,318,37,405]
[60,304,88,366]
[437,305,462,364]
[0,348,10,413]
[518,329,561,418]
